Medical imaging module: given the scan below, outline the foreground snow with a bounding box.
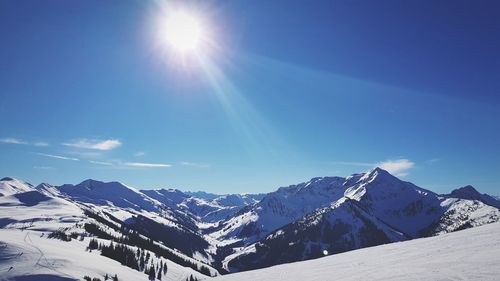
[214,222,500,281]
[0,228,205,281]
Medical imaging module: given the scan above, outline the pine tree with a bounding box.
[140,255,145,271]
[163,261,167,274]
[104,273,108,280]
[148,264,156,280]
[113,274,118,281]
[157,269,162,280]
[88,238,99,251]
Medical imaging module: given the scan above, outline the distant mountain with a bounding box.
[143,188,265,222]
[0,177,35,196]
[442,185,500,209]
[59,179,161,212]
[210,176,349,245]
[185,190,221,201]
[141,188,191,210]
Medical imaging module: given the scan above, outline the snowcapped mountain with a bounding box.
[141,188,191,210]
[215,168,500,272]
[59,179,163,213]
[143,188,264,222]
[185,191,221,201]
[0,177,35,196]
[1,168,499,279]
[210,176,349,245]
[224,197,408,271]
[443,185,500,209]
[343,168,444,237]
[421,198,500,236]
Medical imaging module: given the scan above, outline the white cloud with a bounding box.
[134,151,146,157]
[37,153,79,161]
[124,162,171,168]
[376,159,415,177]
[63,139,122,151]
[181,161,210,168]
[0,138,28,145]
[0,138,50,147]
[331,158,416,177]
[89,160,113,166]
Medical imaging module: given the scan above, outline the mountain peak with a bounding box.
[455,185,479,192]
[371,167,392,176]
[450,185,481,200]
[1,177,15,181]
[358,167,395,184]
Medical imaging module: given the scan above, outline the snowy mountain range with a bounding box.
[1,168,499,280]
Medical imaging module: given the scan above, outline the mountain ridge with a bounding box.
[1,167,499,278]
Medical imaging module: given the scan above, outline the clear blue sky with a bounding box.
[1,0,499,195]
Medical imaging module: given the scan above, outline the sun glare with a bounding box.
[163,11,204,53]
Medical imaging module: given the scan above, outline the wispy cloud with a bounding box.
[63,138,122,151]
[331,158,415,177]
[1,138,50,147]
[89,160,113,166]
[37,153,79,161]
[181,161,210,168]
[376,159,415,177]
[124,162,171,168]
[0,138,28,145]
[134,151,145,157]
[33,166,55,170]
[88,159,172,169]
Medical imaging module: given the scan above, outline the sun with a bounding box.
[163,11,204,53]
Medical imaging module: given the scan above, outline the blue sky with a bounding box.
[1,0,499,194]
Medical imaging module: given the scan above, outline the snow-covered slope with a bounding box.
[421,198,500,236]
[0,177,35,197]
[215,222,500,281]
[344,168,444,237]
[224,197,408,271]
[0,178,218,280]
[211,177,348,244]
[0,228,208,281]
